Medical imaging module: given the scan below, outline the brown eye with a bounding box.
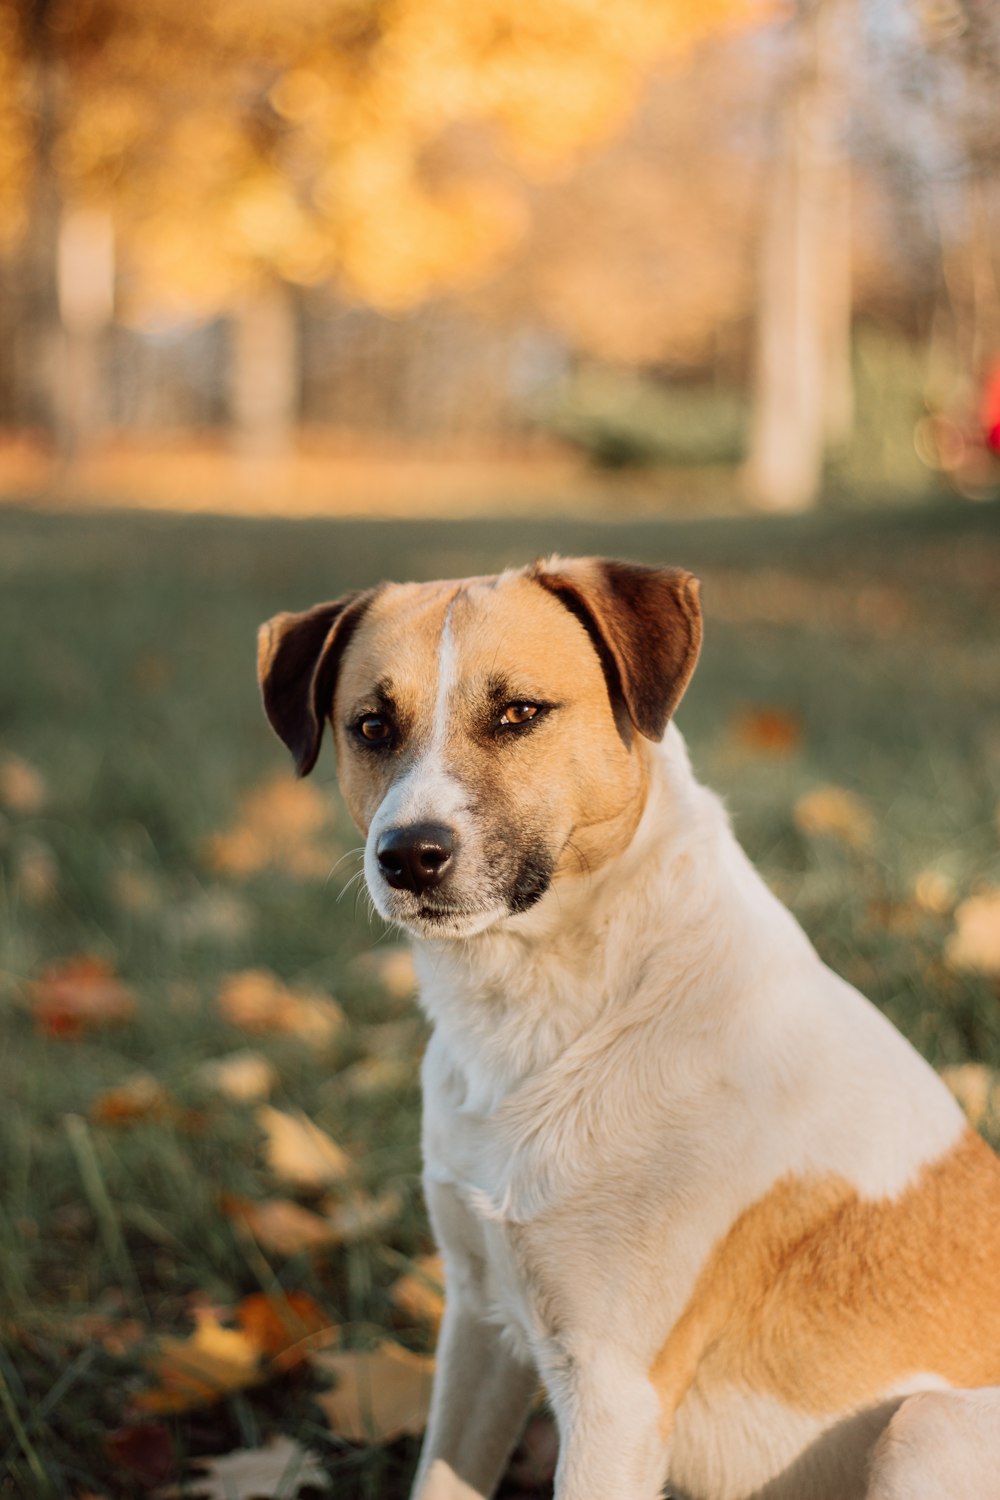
[500,703,538,726]
[358,714,391,743]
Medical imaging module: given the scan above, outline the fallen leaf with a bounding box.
[941,1063,1000,1127]
[155,1436,326,1500]
[730,706,802,757]
[112,867,161,913]
[29,955,137,1038]
[256,1106,351,1190]
[793,785,874,852]
[231,1188,402,1258]
[137,1308,262,1414]
[228,1197,335,1257]
[218,970,345,1048]
[313,1340,435,1442]
[0,753,46,813]
[91,1072,172,1127]
[336,1056,415,1098]
[389,1255,445,1332]
[104,1423,175,1487]
[235,1291,333,1372]
[202,775,340,880]
[15,838,59,904]
[198,1050,277,1103]
[945,889,1000,976]
[913,868,956,915]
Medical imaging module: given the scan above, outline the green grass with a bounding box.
[1,498,999,1496]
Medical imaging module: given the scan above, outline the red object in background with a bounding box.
[981,360,1000,454]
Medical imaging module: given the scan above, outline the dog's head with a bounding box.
[258,557,701,940]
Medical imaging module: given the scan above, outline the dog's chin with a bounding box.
[373,884,551,942]
[401,903,508,941]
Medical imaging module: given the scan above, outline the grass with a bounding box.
[1,497,999,1497]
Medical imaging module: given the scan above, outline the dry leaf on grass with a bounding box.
[793,785,874,852]
[218,970,345,1048]
[136,1309,263,1414]
[232,1190,402,1258]
[730,706,802,758]
[29,955,137,1037]
[15,838,59,904]
[940,1063,1000,1127]
[0,753,46,813]
[389,1255,445,1332]
[313,1340,434,1443]
[336,1056,415,1099]
[202,774,340,880]
[913,868,956,916]
[155,1436,326,1500]
[945,889,1000,976]
[104,1423,175,1487]
[256,1106,351,1190]
[235,1291,333,1371]
[91,1072,172,1127]
[198,1050,277,1103]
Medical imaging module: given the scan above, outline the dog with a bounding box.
[258,556,1000,1500]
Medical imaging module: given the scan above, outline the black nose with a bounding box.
[376,823,455,895]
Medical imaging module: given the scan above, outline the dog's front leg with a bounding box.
[410,1182,538,1500]
[545,1348,669,1500]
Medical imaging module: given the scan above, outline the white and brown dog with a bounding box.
[258,557,1000,1500]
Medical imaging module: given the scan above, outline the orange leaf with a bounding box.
[235,1291,333,1372]
[313,1340,435,1443]
[0,753,46,813]
[91,1073,172,1127]
[731,705,802,757]
[29,955,137,1038]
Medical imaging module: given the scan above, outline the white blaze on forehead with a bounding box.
[369,596,469,836]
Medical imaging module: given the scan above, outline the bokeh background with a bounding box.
[2,2,1000,1497]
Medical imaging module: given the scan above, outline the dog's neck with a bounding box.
[411,724,768,1112]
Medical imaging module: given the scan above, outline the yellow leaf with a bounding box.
[793,785,874,852]
[217,969,346,1047]
[137,1309,262,1414]
[197,1050,277,1103]
[313,1340,435,1442]
[945,890,1000,976]
[389,1255,445,1333]
[940,1063,1000,1128]
[256,1106,351,1190]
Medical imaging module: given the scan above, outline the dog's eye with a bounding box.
[357,714,391,744]
[500,703,539,726]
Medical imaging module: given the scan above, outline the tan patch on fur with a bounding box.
[650,1129,1000,1432]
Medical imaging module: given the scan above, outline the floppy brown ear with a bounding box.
[531,557,702,741]
[257,590,376,776]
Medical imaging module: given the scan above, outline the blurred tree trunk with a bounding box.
[230,277,299,463]
[744,0,853,511]
[17,0,62,446]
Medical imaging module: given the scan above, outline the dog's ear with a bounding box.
[531,557,702,741]
[257,590,376,776]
